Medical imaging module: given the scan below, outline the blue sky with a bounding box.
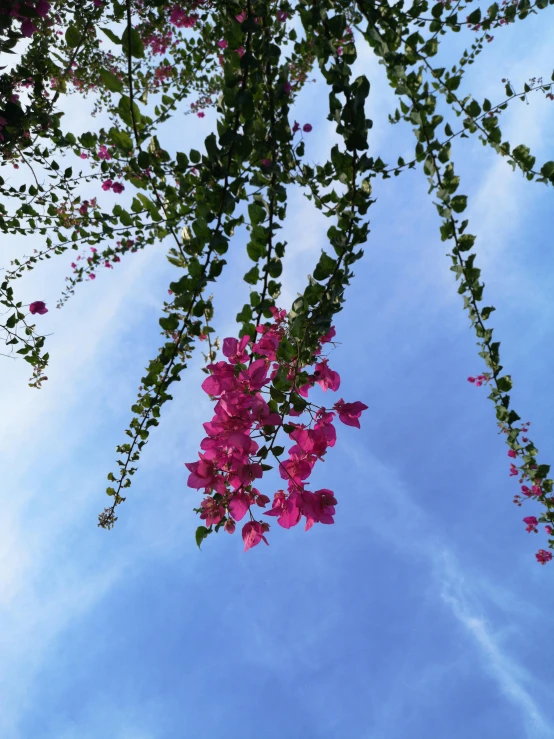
[1,10,554,739]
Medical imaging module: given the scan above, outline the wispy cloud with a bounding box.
[439,552,553,738]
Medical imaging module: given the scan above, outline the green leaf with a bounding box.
[65,25,81,48]
[109,127,133,152]
[121,27,145,58]
[195,525,210,549]
[159,314,179,331]
[497,375,513,392]
[99,68,124,93]
[466,8,482,23]
[313,251,336,281]
[450,195,467,213]
[243,266,259,285]
[101,27,122,45]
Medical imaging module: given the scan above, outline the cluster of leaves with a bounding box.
[1,0,554,560]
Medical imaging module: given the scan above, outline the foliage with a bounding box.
[1,0,553,561]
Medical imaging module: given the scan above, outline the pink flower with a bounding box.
[80,153,88,159]
[523,516,538,532]
[217,39,228,49]
[277,10,289,21]
[545,526,553,535]
[467,376,476,383]
[90,274,96,280]
[97,145,111,160]
[197,111,205,118]
[224,519,236,534]
[235,11,247,22]
[228,492,250,521]
[185,455,223,492]
[508,449,517,458]
[102,179,113,191]
[279,452,313,485]
[265,491,301,529]
[300,489,337,530]
[242,521,269,551]
[36,0,51,17]
[223,335,250,364]
[29,301,48,315]
[535,549,553,564]
[199,497,225,527]
[314,359,340,392]
[292,121,300,134]
[303,123,312,132]
[112,182,125,194]
[320,326,336,344]
[333,399,368,428]
[170,8,198,28]
[21,19,37,37]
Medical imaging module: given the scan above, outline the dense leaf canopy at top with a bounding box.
[1,0,554,560]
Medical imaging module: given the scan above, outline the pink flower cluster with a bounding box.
[471,377,553,563]
[186,309,367,551]
[467,373,491,387]
[3,0,50,37]
[29,300,48,315]
[169,7,198,28]
[101,179,125,193]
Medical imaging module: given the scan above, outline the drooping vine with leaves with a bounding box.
[2,0,554,560]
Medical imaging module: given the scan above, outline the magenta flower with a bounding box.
[536,549,553,564]
[29,301,48,315]
[228,492,250,521]
[523,516,538,532]
[334,399,368,428]
[242,521,269,551]
[102,179,113,191]
[36,0,51,17]
[170,8,197,27]
[303,123,313,132]
[277,10,289,21]
[21,19,37,37]
[265,491,301,529]
[197,111,205,118]
[97,145,111,161]
[217,39,228,49]
[199,497,225,527]
[224,519,236,534]
[314,359,340,392]
[112,182,125,194]
[223,335,250,364]
[300,489,337,529]
[279,452,313,485]
[507,449,517,458]
[320,326,336,343]
[261,158,272,167]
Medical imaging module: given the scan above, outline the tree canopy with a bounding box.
[1,0,554,561]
